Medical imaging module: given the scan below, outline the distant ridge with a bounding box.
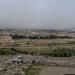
[0,26,75,32]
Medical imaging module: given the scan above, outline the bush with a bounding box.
[0,48,16,55]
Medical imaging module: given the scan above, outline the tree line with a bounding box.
[11,34,72,39]
[11,48,74,57]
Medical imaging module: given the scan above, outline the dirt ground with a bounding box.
[39,66,75,75]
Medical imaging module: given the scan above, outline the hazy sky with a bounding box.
[0,0,75,29]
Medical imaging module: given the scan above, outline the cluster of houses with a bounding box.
[0,35,14,46]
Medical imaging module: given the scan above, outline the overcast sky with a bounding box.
[0,0,75,29]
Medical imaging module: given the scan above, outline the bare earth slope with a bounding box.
[39,66,75,75]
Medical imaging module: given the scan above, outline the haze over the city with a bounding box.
[0,0,75,29]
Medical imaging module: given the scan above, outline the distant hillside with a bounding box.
[63,27,75,31]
